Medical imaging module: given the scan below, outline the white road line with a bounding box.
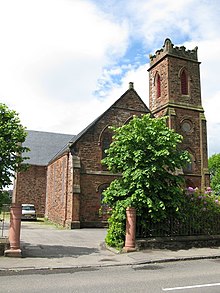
[162,282,220,291]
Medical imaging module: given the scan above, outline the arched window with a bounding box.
[99,126,113,170]
[156,73,161,98]
[101,130,112,160]
[124,116,133,125]
[181,69,188,95]
[183,152,194,174]
[98,183,109,206]
[97,183,109,219]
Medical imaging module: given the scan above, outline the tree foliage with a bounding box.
[0,190,11,213]
[0,103,29,190]
[208,153,220,195]
[102,114,189,248]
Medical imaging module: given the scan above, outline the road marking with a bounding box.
[162,282,220,291]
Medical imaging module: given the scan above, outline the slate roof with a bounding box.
[23,130,74,166]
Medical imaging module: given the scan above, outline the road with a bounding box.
[1,259,220,292]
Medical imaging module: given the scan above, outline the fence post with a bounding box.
[4,204,22,257]
[123,207,136,252]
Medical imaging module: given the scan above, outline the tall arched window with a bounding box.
[101,130,112,160]
[98,183,109,206]
[181,69,188,95]
[99,126,113,170]
[98,183,109,219]
[183,152,194,174]
[156,73,161,98]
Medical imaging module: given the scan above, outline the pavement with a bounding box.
[1,220,220,272]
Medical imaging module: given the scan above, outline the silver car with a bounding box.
[21,204,37,221]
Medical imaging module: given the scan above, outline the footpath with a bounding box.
[1,220,220,272]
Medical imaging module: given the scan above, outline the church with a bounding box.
[13,39,210,228]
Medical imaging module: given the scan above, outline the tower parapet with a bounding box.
[149,38,198,67]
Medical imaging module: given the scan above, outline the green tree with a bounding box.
[102,114,189,248]
[0,103,29,191]
[0,190,11,213]
[208,153,220,195]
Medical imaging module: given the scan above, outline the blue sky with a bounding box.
[0,0,220,156]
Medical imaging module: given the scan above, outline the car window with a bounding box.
[22,206,35,211]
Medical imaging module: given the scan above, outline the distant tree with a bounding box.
[0,190,11,213]
[102,114,189,248]
[208,153,220,195]
[0,103,29,191]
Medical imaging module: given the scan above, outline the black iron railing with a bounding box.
[136,213,220,238]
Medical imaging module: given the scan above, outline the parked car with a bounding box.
[21,204,37,221]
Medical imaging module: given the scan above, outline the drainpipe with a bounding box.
[64,151,69,227]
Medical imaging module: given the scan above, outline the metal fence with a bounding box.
[0,204,10,238]
[136,212,220,238]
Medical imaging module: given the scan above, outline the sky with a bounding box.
[0,0,220,156]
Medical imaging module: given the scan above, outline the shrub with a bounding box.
[102,114,189,248]
[179,187,220,235]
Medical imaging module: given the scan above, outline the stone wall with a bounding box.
[136,235,220,250]
[79,173,119,227]
[46,152,73,226]
[149,56,202,114]
[14,165,47,217]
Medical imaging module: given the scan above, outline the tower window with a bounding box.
[181,69,188,95]
[156,74,161,98]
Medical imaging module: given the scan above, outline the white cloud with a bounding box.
[0,0,129,133]
[182,39,220,156]
[0,0,220,156]
[202,90,220,157]
[98,63,149,112]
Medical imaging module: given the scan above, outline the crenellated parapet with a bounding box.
[149,38,198,66]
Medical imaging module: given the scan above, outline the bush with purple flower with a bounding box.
[180,186,220,235]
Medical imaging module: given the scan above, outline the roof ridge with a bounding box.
[27,129,74,136]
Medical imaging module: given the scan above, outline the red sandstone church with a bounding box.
[13,39,210,228]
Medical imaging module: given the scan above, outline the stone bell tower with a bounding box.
[148,38,209,189]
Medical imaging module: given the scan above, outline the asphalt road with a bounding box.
[1,259,220,292]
